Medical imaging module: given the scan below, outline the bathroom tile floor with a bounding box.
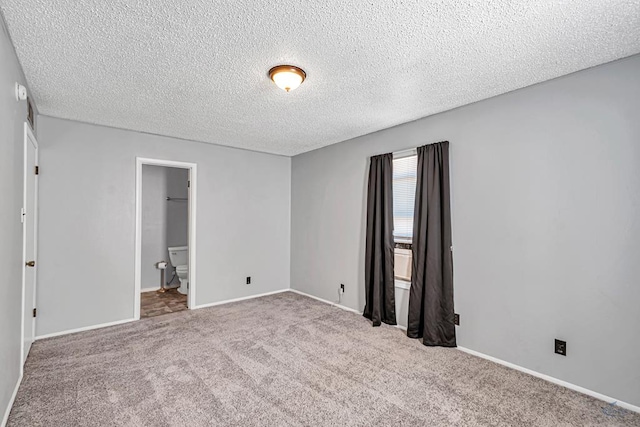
[140,289,187,318]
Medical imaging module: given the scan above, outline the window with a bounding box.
[392,153,417,283]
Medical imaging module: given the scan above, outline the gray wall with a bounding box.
[141,165,188,289]
[291,55,640,406]
[36,116,291,336]
[0,13,37,422]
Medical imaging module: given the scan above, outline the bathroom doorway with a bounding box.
[134,158,197,319]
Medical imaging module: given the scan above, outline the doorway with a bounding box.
[21,123,38,370]
[134,158,197,319]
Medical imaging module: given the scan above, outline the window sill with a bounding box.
[395,279,411,290]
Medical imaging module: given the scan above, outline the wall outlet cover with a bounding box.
[555,339,567,356]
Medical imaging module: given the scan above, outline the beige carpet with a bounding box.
[8,292,640,426]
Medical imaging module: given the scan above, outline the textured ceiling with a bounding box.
[1,1,639,156]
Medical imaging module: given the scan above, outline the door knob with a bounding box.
[25,260,35,267]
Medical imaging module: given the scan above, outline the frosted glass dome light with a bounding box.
[269,65,306,92]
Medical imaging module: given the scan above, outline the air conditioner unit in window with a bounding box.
[394,248,412,282]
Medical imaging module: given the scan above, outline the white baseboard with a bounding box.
[35,318,137,340]
[1,372,22,427]
[288,289,363,315]
[457,346,640,414]
[141,286,181,293]
[193,289,291,310]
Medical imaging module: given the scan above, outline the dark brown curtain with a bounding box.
[407,141,456,346]
[363,153,396,327]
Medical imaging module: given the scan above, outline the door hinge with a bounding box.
[35,165,39,175]
[33,308,37,318]
[187,180,190,188]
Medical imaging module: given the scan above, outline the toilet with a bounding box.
[168,246,189,295]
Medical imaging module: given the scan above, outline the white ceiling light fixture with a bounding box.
[269,65,306,92]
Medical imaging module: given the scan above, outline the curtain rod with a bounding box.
[373,140,449,159]
[371,147,417,159]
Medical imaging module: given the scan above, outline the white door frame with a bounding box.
[21,123,38,373]
[134,157,197,319]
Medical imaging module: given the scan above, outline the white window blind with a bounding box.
[392,154,417,242]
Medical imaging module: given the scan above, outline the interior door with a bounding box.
[22,123,38,364]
